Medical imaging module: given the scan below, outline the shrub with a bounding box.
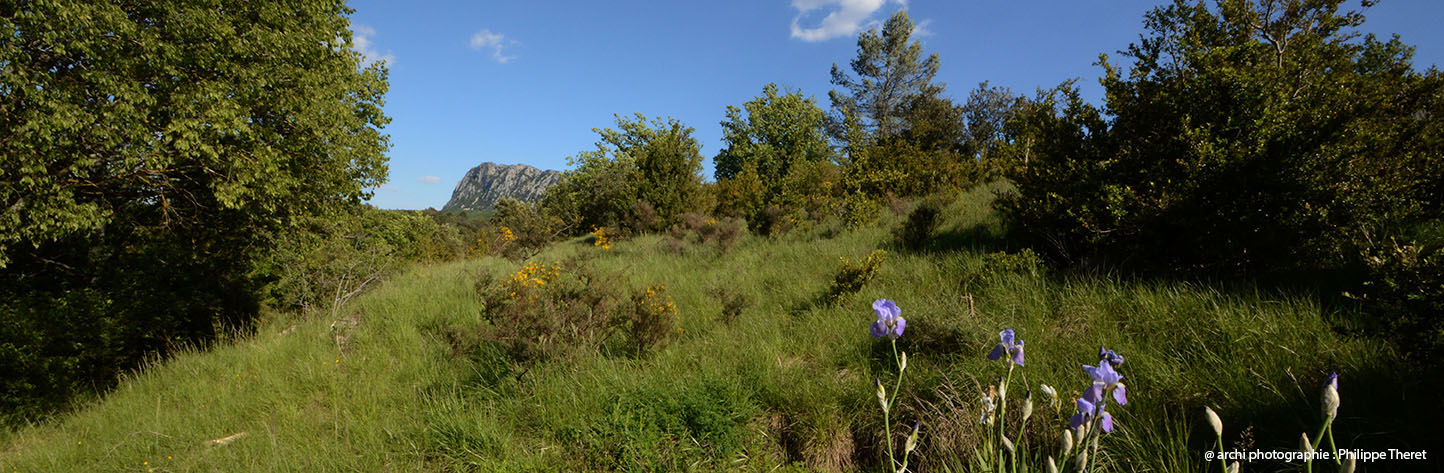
[659,236,688,256]
[492,198,564,259]
[760,205,797,237]
[999,3,1443,277]
[710,287,751,325]
[262,207,458,314]
[825,249,887,303]
[588,227,614,251]
[623,201,659,234]
[1349,239,1444,360]
[836,192,881,230]
[980,248,1044,276]
[896,197,943,251]
[474,259,623,367]
[627,284,680,354]
[670,213,746,254]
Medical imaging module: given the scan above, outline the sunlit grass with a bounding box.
[1,182,1413,472]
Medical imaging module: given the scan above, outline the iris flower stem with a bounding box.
[1082,396,1103,473]
[1216,435,1226,473]
[884,339,905,472]
[1089,432,1101,473]
[1326,423,1339,466]
[1309,418,1332,470]
[998,363,1014,472]
[1015,415,1028,473]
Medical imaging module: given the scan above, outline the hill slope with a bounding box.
[441,162,560,212]
[2,183,1428,472]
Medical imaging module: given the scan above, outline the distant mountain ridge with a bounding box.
[441,162,561,212]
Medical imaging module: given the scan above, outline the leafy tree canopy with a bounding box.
[828,10,941,141]
[0,0,391,268]
[1002,0,1443,274]
[544,114,704,232]
[715,84,831,182]
[0,0,390,421]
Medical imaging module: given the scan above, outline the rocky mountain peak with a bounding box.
[441,162,561,212]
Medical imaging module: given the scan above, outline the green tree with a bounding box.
[544,114,704,233]
[715,84,831,181]
[828,10,941,140]
[0,0,389,422]
[713,84,834,231]
[961,81,1025,169]
[623,115,706,228]
[827,10,971,198]
[1000,0,1442,276]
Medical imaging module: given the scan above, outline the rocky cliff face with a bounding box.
[441,162,561,212]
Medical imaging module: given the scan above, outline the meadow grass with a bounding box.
[2,182,1427,472]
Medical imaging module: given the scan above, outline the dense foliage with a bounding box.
[997,0,1444,357]
[1001,0,1442,276]
[829,11,979,199]
[0,0,389,421]
[543,114,707,234]
[713,84,837,234]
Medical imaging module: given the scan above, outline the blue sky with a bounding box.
[348,0,1444,210]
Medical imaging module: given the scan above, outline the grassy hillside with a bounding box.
[2,183,1430,472]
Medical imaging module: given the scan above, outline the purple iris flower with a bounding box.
[1068,388,1116,433]
[1099,346,1124,366]
[870,299,905,339]
[1069,397,1094,429]
[986,328,1025,366]
[1083,360,1127,406]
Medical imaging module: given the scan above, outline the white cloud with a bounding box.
[912,18,933,37]
[417,176,442,184]
[352,24,396,66]
[789,0,906,42]
[470,29,518,64]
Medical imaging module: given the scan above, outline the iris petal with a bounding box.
[870,320,888,338]
[1097,361,1122,385]
[988,344,1005,361]
[1083,384,1103,405]
[1012,344,1025,366]
[1101,412,1114,432]
[1114,383,1127,405]
[1075,397,1094,414]
[873,299,900,320]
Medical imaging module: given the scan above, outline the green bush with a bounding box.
[980,248,1043,276]
[627,284,680,355]
[835,192,882,230]
[259,206,460,315]
[896,197,944,251]
[825,249,887,303]
[491,198,565,259]
[999,2,1442,277]
[473,259,622,367]
[1350,239,1444,360]
[543,114,707,235]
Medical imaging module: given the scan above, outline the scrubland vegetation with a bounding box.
[3,0,1442,471]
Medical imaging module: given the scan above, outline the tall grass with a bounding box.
[2,182,1424,472]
